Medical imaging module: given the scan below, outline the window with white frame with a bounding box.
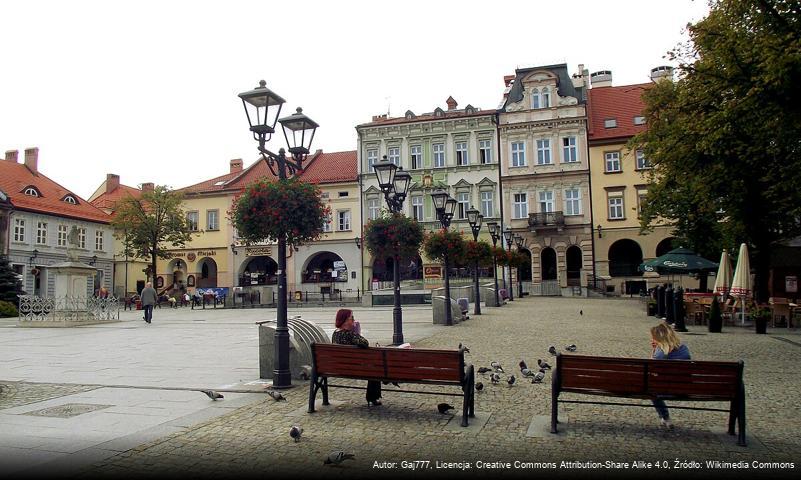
[542,87,551,108]
[635,149,650,169]
[608,196,624,219]
[604,118,617,128]
[511,142,526,167]
[24,187,39,197]
[539,191,554,213]
[78,227,86,248]
[95,230,104,251]
[36,222,47,245]
[536,139,552,165]
[633,116,646,125]
[531,89,540,109]
[410,145,422,169]
[207,210,219,231]
[455,142,468,166]
[562,137,578,163]
[479,139,492,164]
[433,143,445,167]
[637,191,648,215]
[456,192,469,219]
[367,197,380,220]
[481,191,494,218]
[338,210,351,231]
[58,225,68,247]
[63,195,77,205]
[323,213,332,232]
[186,211,199,231]
[13,218,25,242]
[367,149,378,171]
[387,147,400,166]
[564,189,581,215]
[513,193,528,219]
[411,196,423,221]
[605,151,621,172]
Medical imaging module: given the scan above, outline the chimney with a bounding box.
[105,174,120,193]
[24,147,39,173]
[371,114,388,122]
[229,158,243,173]
[141,182,154,192]
[446,96,458,110]
[571,64,586,88]
[503,75,515,87]
[5,150,19,163]
[650,65,674,82]
[590,70,613,88]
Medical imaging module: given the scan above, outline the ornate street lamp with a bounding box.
[487,222,501,306]
[466,206,483,316]
[373,156,413,344]
[238,80,318,389]
[433,190,457,325]
[515,234,526,298]
[503,227,514,301]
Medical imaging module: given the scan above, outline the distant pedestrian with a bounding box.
[140,282,158,324]
[649,322,691,429]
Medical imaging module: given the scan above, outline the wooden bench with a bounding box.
[308,343,475,426]
[551,353,746,446]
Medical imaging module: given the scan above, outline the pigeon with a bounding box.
[531,370,545,383]
[520,368,536,378]
[477,367,492,374]
[490,372,501,384]
[299,365,311,380]
[266,389,286,401]
[324,451,355,465]
[507,375,516,386]
[537,359,552,370]
[289,425,303,442]
[519,360,528,372]
[490,361,504,373]
[475,382,484,392]
[458,343,470,353]
[548,346,558,356]
[438,403,455,414]
[565,344,577,352]
[579,310,583,316]
[200,389,224,401]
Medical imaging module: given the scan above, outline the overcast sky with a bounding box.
[0,0,710,200]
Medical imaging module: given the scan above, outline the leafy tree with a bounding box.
[111,185,195,284]
[630,0,801,302]
[0,255,25,306]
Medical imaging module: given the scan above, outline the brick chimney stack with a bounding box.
[24,147,39,173]
[229,158,243,173]
[5,150,19,163]
[141,182,154,192]
[446,96,458,110]
[106,174,120,193]
[371,114,388,122]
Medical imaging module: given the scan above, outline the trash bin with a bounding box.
[257,316,330,379]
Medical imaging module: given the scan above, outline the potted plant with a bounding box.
[708,296,723,333]
[752,306,771,334]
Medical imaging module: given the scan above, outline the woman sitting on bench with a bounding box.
[650,322,691,429]
[332,309,382,407]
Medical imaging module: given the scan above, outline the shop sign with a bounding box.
[245,246,273,256]
[424,266,442,280]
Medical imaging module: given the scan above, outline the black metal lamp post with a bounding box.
[373,155,412,345]
[239,80,318,389]
[487,222,501,306]
[503,227,514,301]
[432,189,457,325]
[515,234,526,298]
[466,206,483,316]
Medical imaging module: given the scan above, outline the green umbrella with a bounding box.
[639,247,719,274]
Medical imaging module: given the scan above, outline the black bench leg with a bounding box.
[737,385,747,447]
[461,365,474,426]
[468,368,476,418]
[550,368,560,434]
[728,400,737,436]
[321,378,329,406]
[308,374,318,413]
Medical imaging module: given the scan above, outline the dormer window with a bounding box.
[531,88,541,109]
[405,110,416,120]
[633,116,646,125]
[542,87,551,108]
[23,186,41,197]
[464,104,476,114]
[62,194,78,205]
[434,107,444,118]
[604,118,618,128]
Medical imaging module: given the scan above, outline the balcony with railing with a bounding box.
[528,211,565,232]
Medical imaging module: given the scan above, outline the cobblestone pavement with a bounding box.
[63,297,800,479]
[0,382,100,409]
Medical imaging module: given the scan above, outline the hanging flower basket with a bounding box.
[492,246,511,266]
[508,251,529,269]
[364,213,424,260]
[423,229,466,263]
[229,177,330,248]
[461,240,493,267]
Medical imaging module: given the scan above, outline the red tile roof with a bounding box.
[90,184,142,211]
[0,159,111,223]
[179,150,356,195]
[587,83,651,142]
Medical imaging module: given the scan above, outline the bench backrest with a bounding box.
[311,343,465,384]
[557,354,743,400]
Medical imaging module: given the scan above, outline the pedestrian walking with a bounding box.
[140,282,158,324]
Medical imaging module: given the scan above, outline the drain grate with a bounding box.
[23,403,114,418]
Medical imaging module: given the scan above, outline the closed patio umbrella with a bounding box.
[714,249,732,298]
[730,243,752,326]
